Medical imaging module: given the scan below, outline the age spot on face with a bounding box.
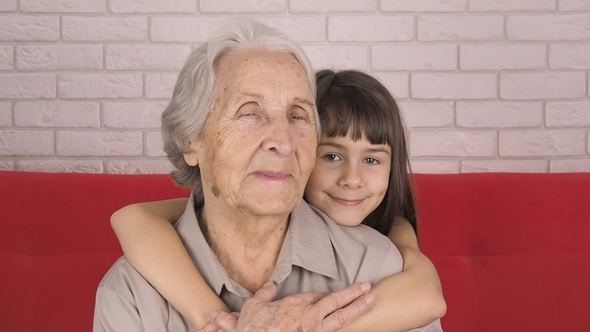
[211,185,221,198]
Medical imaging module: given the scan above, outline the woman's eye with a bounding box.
[323,154,342,162]
[237,102,260,117]
[289,107,310,122]
[364,157,380,165]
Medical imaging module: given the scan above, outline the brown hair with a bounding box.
[315,69,417,235]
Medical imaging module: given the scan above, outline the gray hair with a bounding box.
[161,17,318,203]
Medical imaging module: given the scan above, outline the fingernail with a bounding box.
[263,281,275,287]
[360,282,371,293]
[209,310,218,320]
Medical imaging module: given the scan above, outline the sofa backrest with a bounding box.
[0,171,189,332]
[1,171,589,331]
[416,173,590,332]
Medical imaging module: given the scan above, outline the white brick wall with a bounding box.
[0,45,14,70]
[0,0,17,12]
[0,2,588,174]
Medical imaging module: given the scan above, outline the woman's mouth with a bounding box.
[252,171,290,180]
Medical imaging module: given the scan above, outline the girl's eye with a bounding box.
[323,154,342,162]
[364,157,380,165]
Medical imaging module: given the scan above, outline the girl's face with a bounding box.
[304,134,392,227]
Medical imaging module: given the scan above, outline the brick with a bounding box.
[507,15,590,41]
[200,0,286,13]
[146,73,178,99]
[258,17,325,42]
[110,0,195,13]
[550,159,590,172]
[106,160,174,174]
[103,102,166,128]
[106,45,191,71]
[418,15,503,41]
[290,0,377,12]
[151,16,225,42]
[57,131,142,156]
[146,131,166,157]
[372,73,409,99]
[329,16,414,42]
[17,160,103,173]
[461,160,548,173]
[499,130,586,156]
[0,161,14,170]
[0,45,13,70]
[0,16,59,41]
[381,0,466,12]
[546,102,590,128]
[20,0,106,13]
[0,131,54,156]
[409,130,497,156]
[16,45,103,71]
[559,0,590,11]
[372,44,457,71]
[411,73,497,99]
[397,101,454,128]
[550,44,590,69]
[460,45,546,70]
[0,74,56,99]
[0,0,17,11]
[456,102,543,128]
[301,45,368,71]
[409,160,460,174]
[59,74,142,99]
[500,73,586,100]
[0,102,11,126]
[14,102,100,128]
[469,0,556,12]
[62,17,147,42]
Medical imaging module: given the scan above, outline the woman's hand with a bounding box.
[198,282,375,332]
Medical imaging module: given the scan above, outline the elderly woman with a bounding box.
[93,19,402,331]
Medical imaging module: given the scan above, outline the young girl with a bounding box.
[111,69,446,331]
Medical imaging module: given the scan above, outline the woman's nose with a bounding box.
[261,117,295,156]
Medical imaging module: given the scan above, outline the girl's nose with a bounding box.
[338,163,363,189]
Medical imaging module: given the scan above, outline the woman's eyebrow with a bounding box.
[292,97,315,108]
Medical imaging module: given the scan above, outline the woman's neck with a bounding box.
[198,204,290,293]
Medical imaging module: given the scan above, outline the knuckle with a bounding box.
[331,309,350,327]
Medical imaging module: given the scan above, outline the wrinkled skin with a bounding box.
[198,282,375,332]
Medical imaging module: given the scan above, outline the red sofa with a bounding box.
[1,171,589,332]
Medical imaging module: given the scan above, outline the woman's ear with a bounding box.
[183,139,199,166]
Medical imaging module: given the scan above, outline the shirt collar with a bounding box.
[274,200,339,282]
[174,196,340,297]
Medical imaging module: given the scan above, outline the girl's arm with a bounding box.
[110,199,229,329]
[113,200,445,331]
[338,220,447,332]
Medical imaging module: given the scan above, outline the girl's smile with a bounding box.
[304,134,392,227]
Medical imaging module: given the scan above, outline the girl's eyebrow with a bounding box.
[318,142,346,149]
[365,147,391,155]
[318,142,391,155]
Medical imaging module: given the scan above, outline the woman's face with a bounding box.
[304,134,392,227]
[184,49,317,217]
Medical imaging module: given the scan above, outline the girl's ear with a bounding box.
[183,139,199,166]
